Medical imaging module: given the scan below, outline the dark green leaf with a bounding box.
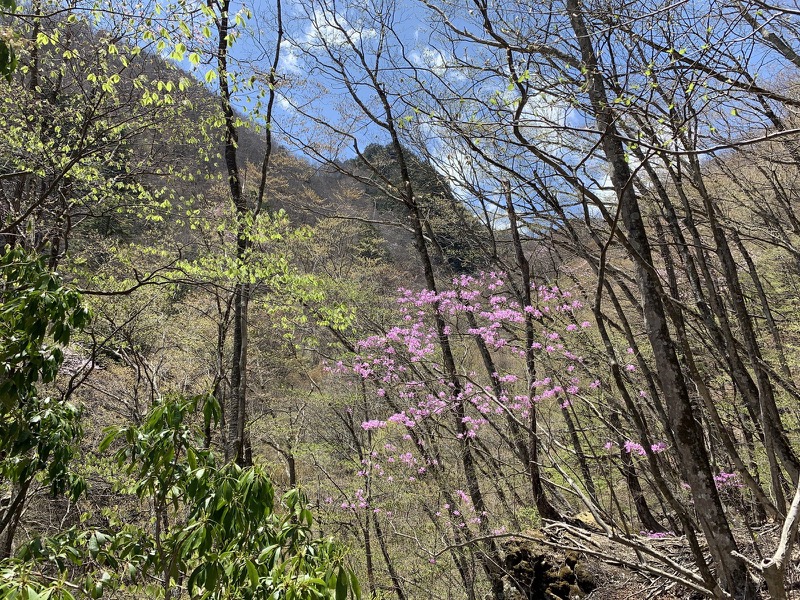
[245,559,259,589]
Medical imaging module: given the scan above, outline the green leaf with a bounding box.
[25,586,43,600]
[350,571,361,599]
[335,568,347,600]
[99,429,119,453]
[246,559,259,589]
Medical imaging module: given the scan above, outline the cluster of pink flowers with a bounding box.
[332,274,616,519]
[641,530,675,539]
[354,438,437,485]
[612,440,669,456]
[431,489,487,529]
[352,275,592,401]
[714,472,742,489]
[341,488,369,510]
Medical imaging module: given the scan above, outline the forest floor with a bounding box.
[504,520,800,599]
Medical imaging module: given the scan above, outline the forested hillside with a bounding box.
[4,0,800,598]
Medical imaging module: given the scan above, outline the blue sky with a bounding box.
[159,0,799,220]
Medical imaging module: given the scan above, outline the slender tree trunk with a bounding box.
[606,410,665,533]
[212,0,249,465]
[363,511,376,598]
[375,86,504,595]
[504,183,562,521]
[0,479,31,559]
[690,162,799,491]
[561,404,597,501]
[372,511,408,600]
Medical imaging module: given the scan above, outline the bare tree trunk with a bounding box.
[504,183,562,521]
[211,0,248,465]
[372,508,408,600]
[0,479,31,559]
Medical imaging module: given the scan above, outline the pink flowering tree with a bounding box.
[328,271,676,595]
[320,264,772,598]
[351,272,591,443]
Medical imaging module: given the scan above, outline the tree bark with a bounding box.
[504,183,562,521]
[212,0,249,465]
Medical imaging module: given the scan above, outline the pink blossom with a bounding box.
[714,472,742,489]
[624,440,646,456]
[642,530,674,539]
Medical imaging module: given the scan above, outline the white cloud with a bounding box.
[276,93,296,113]
[409,46,466,82]
[279,6,377,76]
[279,40,302,74]
[301,8,377,51]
